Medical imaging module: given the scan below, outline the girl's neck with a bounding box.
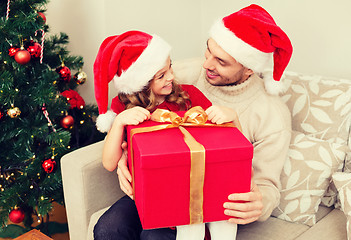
[155,95,166,105]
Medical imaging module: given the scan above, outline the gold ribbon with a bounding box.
[129,106,235,224]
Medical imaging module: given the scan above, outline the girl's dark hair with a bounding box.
[118,80,191,111]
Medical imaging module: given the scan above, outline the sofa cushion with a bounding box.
[294,209,346,240]
[272,131,346,226]
[237,216,309,240]
[332,172,351,239]
[281,72,351,146]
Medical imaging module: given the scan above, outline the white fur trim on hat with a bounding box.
[96,110,117,133]
[209,19,272,74]
[262,70,287,95]
[113,35,171,95]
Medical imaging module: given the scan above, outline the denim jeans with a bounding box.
[94,195,176,240]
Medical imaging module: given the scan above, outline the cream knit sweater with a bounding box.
[174,59,292,221]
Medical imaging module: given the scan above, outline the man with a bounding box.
[173,4,293,224]
[97,4,293,239]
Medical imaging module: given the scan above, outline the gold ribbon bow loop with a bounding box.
[151,106,208,127]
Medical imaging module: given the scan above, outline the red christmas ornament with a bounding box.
[37,12,46,23]
[9,208,25,224]
[61,89,86,109]
[8,46,19,57]
[42,159,56,173]
[27,42,42,58]
[56,65,71,82]
[60,115,74,129]
[14,49,31,65]
[0,110,3,120]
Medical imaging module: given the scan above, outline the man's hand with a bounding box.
[223,180,263,225]
[116,141,134,199]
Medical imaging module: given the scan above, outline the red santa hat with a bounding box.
[209,4,293,95]
[93,30,171,132]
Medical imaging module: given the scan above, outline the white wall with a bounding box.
[46,0,351,104]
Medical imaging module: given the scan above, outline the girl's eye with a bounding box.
[158,74,164,79]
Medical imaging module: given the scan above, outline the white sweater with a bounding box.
[174,59,292,221]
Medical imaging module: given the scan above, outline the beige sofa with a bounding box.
[61,58,351,240]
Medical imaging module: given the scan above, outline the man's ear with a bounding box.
[244,68,254,77]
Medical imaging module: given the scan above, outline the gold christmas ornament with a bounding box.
[74,71,87,85]
[7,106,21,118]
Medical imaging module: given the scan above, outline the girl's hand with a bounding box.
[205,105,237,124]
[115,106,151,126]
[206,105,242,131]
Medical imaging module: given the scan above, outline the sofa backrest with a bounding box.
[280,71,351,148]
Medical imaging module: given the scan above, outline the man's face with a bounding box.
[203,38,253,86]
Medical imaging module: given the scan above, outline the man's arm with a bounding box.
[173,58,204,85]
[223,128,291,223]
[223,96,292,223]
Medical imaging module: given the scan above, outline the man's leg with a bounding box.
[94,195,142,240]
[140,227,176,240]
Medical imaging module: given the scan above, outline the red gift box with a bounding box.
[127,110,253,229]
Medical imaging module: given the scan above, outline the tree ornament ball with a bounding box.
[61,115,74,129]
[74,71,87,84]
[56,65,72,82]
[7,107,21,118]
[27,42,42,58]
[0,110,3,120]
[9,208,25,223]
[37,12,46,23]
[8,46,19,57]
[14,49,31,65]
[42,159,56,173]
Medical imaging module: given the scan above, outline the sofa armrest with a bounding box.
[61,140,125,240]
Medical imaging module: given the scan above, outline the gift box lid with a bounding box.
[127,119,253,169]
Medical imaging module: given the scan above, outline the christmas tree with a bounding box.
[0,0,105,237]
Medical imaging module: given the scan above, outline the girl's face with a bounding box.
[150,56,174,103]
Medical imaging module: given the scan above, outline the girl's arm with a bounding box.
[102,106,150,171]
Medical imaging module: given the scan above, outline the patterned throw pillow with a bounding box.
[344,152,351,173]
[272,131,346,226]
[281,72,351,146]
[280,72,351,207]
[332,172,351,239]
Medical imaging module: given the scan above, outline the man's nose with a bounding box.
[203,57,215,70]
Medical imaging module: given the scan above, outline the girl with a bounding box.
[93,30,238,240]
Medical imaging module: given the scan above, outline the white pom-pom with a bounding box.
[262,70,287,95]
[96,110,117,133]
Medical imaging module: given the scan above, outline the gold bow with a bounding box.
[129,106,235,224]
